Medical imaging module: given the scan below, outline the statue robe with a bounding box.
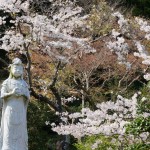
[0,78,30,150]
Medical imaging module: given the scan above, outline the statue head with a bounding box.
[9,58,24,79]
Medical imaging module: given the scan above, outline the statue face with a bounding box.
[11,64,23,78]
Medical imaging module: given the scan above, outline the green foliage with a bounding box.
[121,0,150,18]
[125,85,150,150]
[125,143,150,150]
[131,0,150,18]
[74,84,150,150]
[106,0,150,18]
[137,85,150,114]
[27,99,59,150]
[126,117,150,135]
[74,135,119,150]
[87,0,113,38]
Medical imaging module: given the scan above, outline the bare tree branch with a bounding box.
[0,58,8,66]
[30,88,59,111]
[25,45,32,88]
[46,61,63,112]
[49,60,61,87]
[118,59,137,88]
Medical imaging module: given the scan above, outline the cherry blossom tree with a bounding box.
[50,3,150,150]
[0,1,96,148]
[0,0,96,112]
[51,92,150,149]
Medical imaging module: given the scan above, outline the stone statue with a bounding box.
[0,58,30,150]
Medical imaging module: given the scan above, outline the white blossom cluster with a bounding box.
[0,17,2,25]
[45,121,50,126]
[107,12,134,69]
[51,93,149,141]
[135,17,150,40]
[134,41,150,66]
[61,96,79,104]
[106,29,130,68]
[143,73,150,81]
[0,0,96,60]
[134,41,146,54]
[52,3,86,34]
[139,132,149,141]
[106,12,131,68]
[0,0,31,13]
[0,31,26,51]
[113,12,128,29]
[134,41,150,80]
[46,0,89,35]
[0,16,6,25]
[91,140,102,150]
[112,12,130,34]
[108,12,150,71]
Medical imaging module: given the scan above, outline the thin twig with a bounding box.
[0,58,8,66]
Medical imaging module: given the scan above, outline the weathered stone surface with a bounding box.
[0,58,30,150]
